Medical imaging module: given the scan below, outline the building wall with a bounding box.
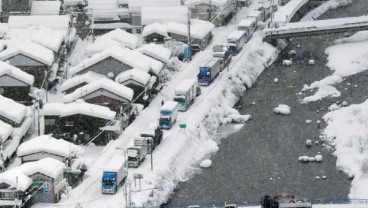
[30,173,59,204]
[191,3,218,22]
[85,94,130,113]
[44,115,61,136]
[0,86,33,105]
[76,57,133,79]
[63,82,89,95]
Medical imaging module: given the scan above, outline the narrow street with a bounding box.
[168,1,368,205]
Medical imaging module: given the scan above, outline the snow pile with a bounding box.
[0,120,13,142]
[137,43,172,64]
[302,85,341,103]
[0,95,27,125]
[274,104,291,115]
[322,99,368,198]
[301,0,354,22]
[227,114,251,123]
[308,59,315,65]
[282,59,292,66]
[0,61,34,86]
[199,159,212,168]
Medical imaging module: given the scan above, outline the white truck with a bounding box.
[101,155,127,194]
[159,101,178,129]
[174,79,198,111]
[127,146,147,168]
[134,123,163,154]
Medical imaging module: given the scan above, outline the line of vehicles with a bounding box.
[101,8,262,195]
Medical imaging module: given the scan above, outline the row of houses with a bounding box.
[0,135,85,206]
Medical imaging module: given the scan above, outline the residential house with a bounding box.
[167,19,214,51]
[0,95,27,127]
[0,41,55,88]
[141,23,170,44]
[0,120,13,147]
[59,71,106,95]
[63,79,133,113]
[17,135,84,163]
[68,46,151,80]
[0,61,34,104]
[42,102,119,144]
[0,158,67,205]
[14,158,66,204]
[0,171,33,208]
[115,69,152,106]
[137,43,171,64]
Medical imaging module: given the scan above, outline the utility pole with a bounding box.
[187,7,191,48]
[209,0,212,21]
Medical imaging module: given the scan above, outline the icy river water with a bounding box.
[167,0,368,206]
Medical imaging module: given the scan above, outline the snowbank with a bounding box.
[323,99,368,198]
[274,104,291,115]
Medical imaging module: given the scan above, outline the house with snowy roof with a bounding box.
[0,158,66,204]
[0,170,33,207]
[167,19,214,51]
[0,95,27,127]
[60,71,106,94]
[0,61,34,104]
[185,0,237,26]
[17,135,84,163]
[141,23,170,44]
[0,41,55,88]
[42,102,120,144]
[0,120,13,145]
[115,69,152,106]
[68,46,151,79]
[63,78,134,112]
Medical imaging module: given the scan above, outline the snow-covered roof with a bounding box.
[247,9,262,19]
[17,135,85,158]
[137,43,171,64]
[64,0,84,6]
[185,0,226,7]
[227,31,246,41]
[142,23,169,38]
[8,15,71,32]
[31,1,61,15]
[167,19,214,39]
[141,6,188,26]
[0,120,13,141]
[175,79,196,94]
[16,158,66,179]
[63,78,134,103]
[105,155,126,172]
[0,61,34,86]
[238,18,256,27]
[61,101,117,119]
[115,69,151,86]
[0,170,32,192]
[60,71,106,93]
[134,50,164,75]
[88,0,119,10]
[42,101,117,120]
[0,95,27,125]
[128,0,182,9]
[0,41,54,66]
[161,101,178,111]
[69,46,151,77]
[86,29,139,55]
[93,22,132,30]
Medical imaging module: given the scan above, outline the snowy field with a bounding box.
[31,0,368,207]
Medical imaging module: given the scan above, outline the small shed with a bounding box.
[115,69,152,106]
[59,71,106,94]
[17,135,85,163]
[0,42,55,88]
[68,46,151,79]
[42,102,118,144]
[0,95,27,127]
[0,170,33,207]
[0,61,34,104]
[142,23,169,44]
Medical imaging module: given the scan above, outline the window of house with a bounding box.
[65,121,74,126]
[0,88,4,95]
[45,118,56,126]
[136,28,142,34]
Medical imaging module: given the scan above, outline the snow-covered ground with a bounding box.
[30,0,368,207]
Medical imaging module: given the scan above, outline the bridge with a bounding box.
[263,15,368,41]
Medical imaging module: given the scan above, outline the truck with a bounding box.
[101,155,127,194]
[198,58,222,86]
[159,101,178,129]
[134,123,163,154]
[261,194,312,208]
[227,30,247,56]
[127,146,147,168]
[238,17,257,37]
[174,79,198,111]
[213,44,232,69]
